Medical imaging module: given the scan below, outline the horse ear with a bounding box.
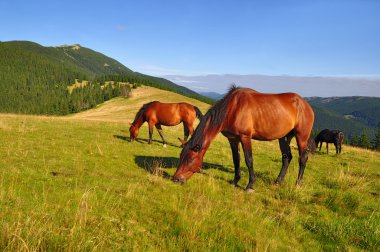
[178,137,187,146]
[192,144,201,152]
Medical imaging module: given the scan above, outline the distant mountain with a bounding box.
[198,91,223,100]
[164,74,380,97]
[0,40,212,115]
[2,41,134,78]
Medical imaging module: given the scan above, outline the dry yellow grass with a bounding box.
[70,85,210,123]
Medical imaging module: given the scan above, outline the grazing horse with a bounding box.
[173,85,314,191]
[315,129,344,154]
[129,101,203,147]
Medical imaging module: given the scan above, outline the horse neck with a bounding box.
[133,114,145,128]
[199,118,224,153]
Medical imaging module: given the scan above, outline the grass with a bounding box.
[0,86,379,251]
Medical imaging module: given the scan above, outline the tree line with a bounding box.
[350,122,380,150]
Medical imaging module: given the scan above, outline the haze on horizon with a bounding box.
[1,0,379,96]
[164,74,380,97]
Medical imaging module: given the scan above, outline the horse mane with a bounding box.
[132,101,158,125]
[186,84,240,149]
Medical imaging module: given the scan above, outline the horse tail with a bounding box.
[194,106,203,119]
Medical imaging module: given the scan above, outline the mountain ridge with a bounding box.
[0,40,212,115]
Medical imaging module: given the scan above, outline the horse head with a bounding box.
[129,122,139,142]
[173,142,204,183]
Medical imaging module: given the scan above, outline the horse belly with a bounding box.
[157,114,182,126]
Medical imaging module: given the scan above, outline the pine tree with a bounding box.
[359,131,371,148]
[372,122,380,150]
[350,134,360,146]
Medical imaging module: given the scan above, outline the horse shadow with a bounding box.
[113,135,179,148]
[134,155,233,180]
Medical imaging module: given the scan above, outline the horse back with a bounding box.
[224,89,314,140]
[146,102,196,126]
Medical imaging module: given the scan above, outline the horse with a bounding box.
[129,101,203,147]
[173,85,314,191]
[315,129,344,154]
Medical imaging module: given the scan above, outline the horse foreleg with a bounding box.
[319,142,322,151]
[275,136,293,185]
[228,138,241,187]
[183,122,190,141]
[240,136,255,192]
[326,143,329,154]
[155,124,167,147]
[148,123,154,144]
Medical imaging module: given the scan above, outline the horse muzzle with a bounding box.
[172,176,186,184]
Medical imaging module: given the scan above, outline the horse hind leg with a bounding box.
[295,132,310,186]
[275,134,293,185]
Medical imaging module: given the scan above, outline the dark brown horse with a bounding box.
[315,129,344,154]
[129,101,203,147]
[173,86,314,191]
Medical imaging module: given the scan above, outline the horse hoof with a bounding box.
[163,144,167,148]
[244,188,255,193]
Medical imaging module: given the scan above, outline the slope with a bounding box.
[0,86,379,251]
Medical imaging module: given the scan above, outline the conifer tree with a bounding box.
[350,135,360,146]
[372,122,380,150]
[359,131,371,148]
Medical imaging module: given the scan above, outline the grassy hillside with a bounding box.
[0,86,379,251]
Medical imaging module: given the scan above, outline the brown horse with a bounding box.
[129,101,203,147]
[173,85,314,191]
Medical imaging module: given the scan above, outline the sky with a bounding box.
[1,0,380,78]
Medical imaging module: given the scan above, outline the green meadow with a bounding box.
[0,87,379,251]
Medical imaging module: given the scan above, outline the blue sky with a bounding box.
[1,0,379,77]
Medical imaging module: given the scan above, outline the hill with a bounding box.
[307,96,380,128]
[0,86,379,251]
[0,41,212,115]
